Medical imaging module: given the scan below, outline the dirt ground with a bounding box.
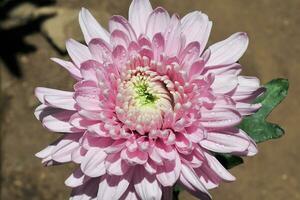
[1,0,300,199]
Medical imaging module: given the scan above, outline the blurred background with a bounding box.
[1,0,299,199]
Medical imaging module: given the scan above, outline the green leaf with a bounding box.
[239,78,289,143]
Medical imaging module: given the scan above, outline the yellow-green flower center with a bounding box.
[134,82,158,106]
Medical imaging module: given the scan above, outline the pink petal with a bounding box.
[70,113,98,130]
[71,146,87,164]
[51,133,82,162]
[129,0,153,36]
[152,33,165,61]
[200,108,242,129]
[204,152,236,181]
[70,178,100,200]
[81,148,107,177]
[105,152,129,176]
[181,11,212,53]
[155,140,176,161]
[178,173,212,200]
[80,60,102,83]
[211,74,238,94]
[146,7,170,39]
[35,145,54,159]
[235,129,258,156]
[179,41,201,70]
[44,94,76,111]
[79,8,110,44]
[109,16,137,41]
[42,110,81,133]
[206,32,249,66]
[97,170,133,200]
[65,168,90,188]
[232,76,263,102]
[88,38,112,63]
[200,131,250,154]
[202,63,242,76]
[156,153,181,187]
[144,159,157,174]
[35,87,73,104]
[121,148,148,165]
[66,39,92,67]
[120,184,139,200]
[111,29,130,48]
[236,102,261,116]
[194,164,220,190]
[181,164,211,198]
[134,166,162,200]
[164,15,182,57]
[112,45,128,67]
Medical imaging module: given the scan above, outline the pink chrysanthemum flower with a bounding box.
[35,0,264,199]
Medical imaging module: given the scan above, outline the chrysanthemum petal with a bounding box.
[66,39,92,67]
[200,131,250,154]
[79,8,110,44]
[105,152,129,176]
[35,87,73,104]
[236,102,262,116]
[65,168,90,188]
[97,170,133,200]
[70,178,100,200]
[165,15,182,57]
[88,38,112,63]
[44,94,76,111]
[211,74,238,94]
[81,148,107,177]
[204,152,236,181]
[232,76,263,102]
[200,108,242,129]
[181,164,211,198]
[51,133,82,162]
[109,16,137,41]
[206,32,249,66]
[146,7,170,39]
[42,110,81,133]
[181,11,212,53]
[156,153,181,186]
[129,0,153,37]
[134,166,162,200]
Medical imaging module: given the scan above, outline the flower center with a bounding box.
[116,65,173,135]
[134,82,158,106]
